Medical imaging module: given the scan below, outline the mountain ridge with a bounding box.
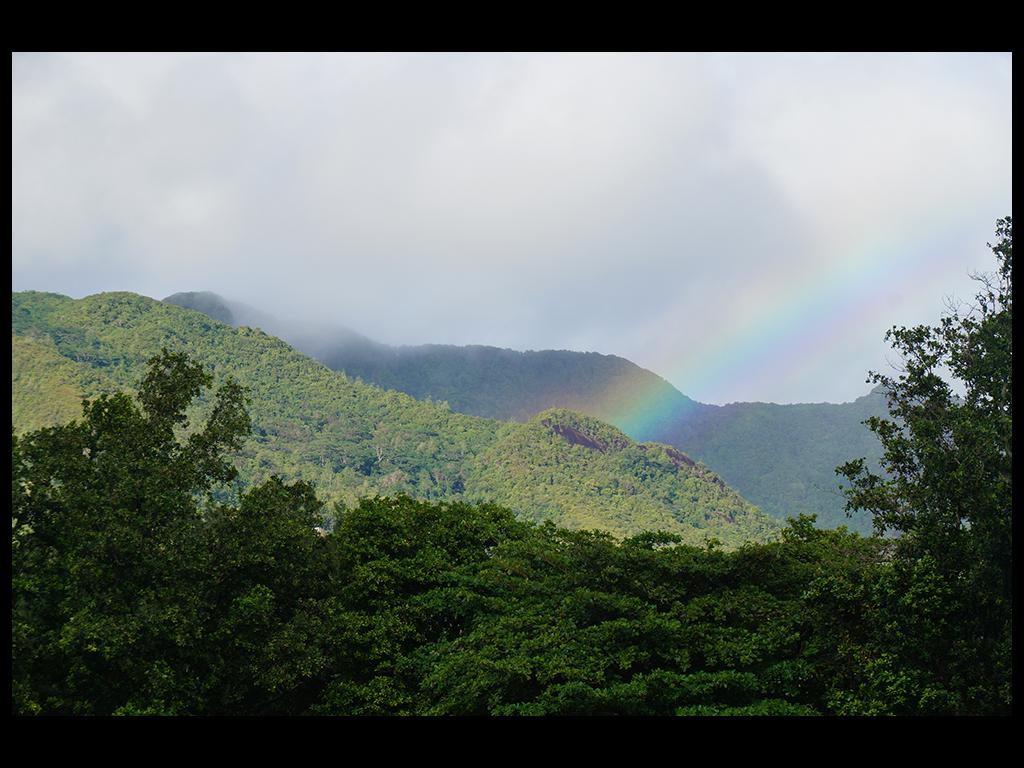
[162,290,885,532]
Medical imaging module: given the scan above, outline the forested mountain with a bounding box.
[11,291,779,547]
[164,291,885,532]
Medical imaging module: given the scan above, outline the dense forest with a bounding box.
[11,219,1012,715]
[165,292,888,533]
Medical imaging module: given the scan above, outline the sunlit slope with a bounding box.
[12,291,780,545]
[12,333,92,431]
[465,409,776,544]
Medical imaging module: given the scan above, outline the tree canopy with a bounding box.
[12,350,330,714]
[838,216,1012,714]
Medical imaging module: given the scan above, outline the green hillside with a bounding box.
[162,292,884,533]
[11,291,778,547]
[464,409,778,543]
[12,333,88,429]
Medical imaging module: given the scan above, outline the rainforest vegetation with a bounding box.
[11,219,1012,715]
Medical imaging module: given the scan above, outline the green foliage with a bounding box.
[12,351,331,714]
[311,505,882,716]
[838,217,1012,714]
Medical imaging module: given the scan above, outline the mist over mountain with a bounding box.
[164,291,385,358]
[163,291,886,532]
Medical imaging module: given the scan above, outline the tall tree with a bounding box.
[838,217,1012,714]
[12,350,252,713]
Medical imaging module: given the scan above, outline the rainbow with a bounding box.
[602,210,981,437]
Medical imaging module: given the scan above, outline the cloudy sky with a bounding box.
[12,52,1012,404]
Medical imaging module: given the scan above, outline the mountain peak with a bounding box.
[163,291,236,325]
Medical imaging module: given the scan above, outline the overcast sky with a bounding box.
[12,52,1012,404]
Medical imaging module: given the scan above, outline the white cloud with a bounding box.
[11,52,1012,404]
